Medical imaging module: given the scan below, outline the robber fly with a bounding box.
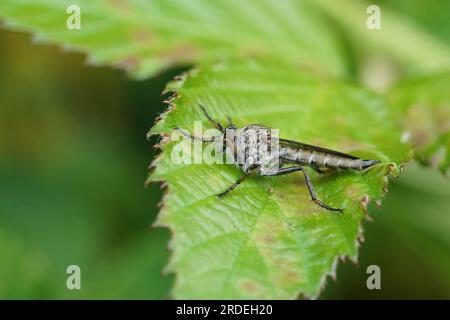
[176,105,380,213]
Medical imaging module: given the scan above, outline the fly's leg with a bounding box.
[301,169,343,213]
[216,174,250,198]
[312,166,335,174]
[263,166,343,213]
[312,166,326,174]
[216,166,259,198]
[175,128,220,142]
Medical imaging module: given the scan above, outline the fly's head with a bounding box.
[223,124,238,143]
[220,124,238,156]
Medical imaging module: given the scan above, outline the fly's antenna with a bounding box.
[199,104,224,132]
[226,115,234,127]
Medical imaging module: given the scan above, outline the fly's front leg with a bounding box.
[217,166,259,198]
[263,166,343,213]
[175,128,219,142]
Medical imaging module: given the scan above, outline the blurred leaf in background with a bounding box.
[0,0,348,79]
[387,73,449,174]
[0,29,174,298]
[323,164,450,299]
[315,0,450,77]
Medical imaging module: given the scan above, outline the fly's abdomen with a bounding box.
[324,156,363,169]
[281,147,379,170]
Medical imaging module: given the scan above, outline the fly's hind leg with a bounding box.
[263,166,343,213]
[312,166,335,174]
[312,166,326,174]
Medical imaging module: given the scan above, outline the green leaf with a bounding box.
[387,72,450,174]
[381,165,450,291]
[0,0,347,79]
[0,228,49,298]
[315,0,450,73]
[148,60,412,299]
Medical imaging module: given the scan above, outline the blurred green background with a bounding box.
[0,0,449,299]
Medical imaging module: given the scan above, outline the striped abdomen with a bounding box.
[280,147,379,170]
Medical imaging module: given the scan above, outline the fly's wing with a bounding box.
[279,138,359,160]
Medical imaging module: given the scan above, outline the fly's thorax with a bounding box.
[224,125,280,173]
